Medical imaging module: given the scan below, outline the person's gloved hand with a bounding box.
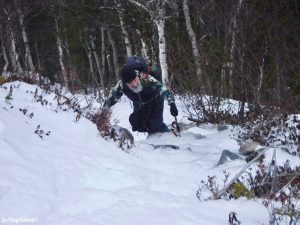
[170,103,178,117]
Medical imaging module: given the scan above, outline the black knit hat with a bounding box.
[121,65,138,83]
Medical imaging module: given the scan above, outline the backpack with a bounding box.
[124,56,162,82]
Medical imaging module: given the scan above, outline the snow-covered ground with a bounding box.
[0,81,285,225]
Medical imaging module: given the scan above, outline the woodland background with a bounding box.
[0,0,299,112]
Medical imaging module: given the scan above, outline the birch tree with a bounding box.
[107,28,120,82]
[14,0,35,74]
[135,28,149,60]
[81,30,101,94]
[6,11,23,74]
[182,0,202,83]
[128,0,170,85]
[227,0,244,98]
[88,29,105,89]
[100,25,106,81]
[55,18,69,90]
[115,0,133,57]
[0,26,9,73]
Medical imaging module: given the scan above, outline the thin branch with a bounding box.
[128,0,151,15]
[213,146,271,200]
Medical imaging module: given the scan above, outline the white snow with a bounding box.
[0,81,291,225]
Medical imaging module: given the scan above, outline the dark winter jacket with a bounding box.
[105,73,174,109]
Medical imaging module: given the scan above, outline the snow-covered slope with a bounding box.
[0,82,270,225]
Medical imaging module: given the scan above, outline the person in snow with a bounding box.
[103,56,178,134]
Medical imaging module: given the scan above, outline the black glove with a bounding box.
[170,103,178,117]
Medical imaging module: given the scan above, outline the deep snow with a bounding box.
[0,81,289,225]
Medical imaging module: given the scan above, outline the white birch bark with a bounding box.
[55,19,69,90]
[107,28,120,81]
[100,26,106,79]
[183,0,202,79]
[81,30,101,91]
[14,0,35,73]
[9,28,23,74]
[128,0,169,85]
[155,18,169,85]
[116,1,132,57]
[89,31,105,89]
[0,31,9,73]
[135,28,149,60]
[257,48,267,105]
[228,0,244,98]
[3,5,23,74]
[106,54,113,81]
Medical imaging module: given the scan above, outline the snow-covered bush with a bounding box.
[236,109,300,156]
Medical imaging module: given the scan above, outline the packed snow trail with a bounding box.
[0,82,269,225]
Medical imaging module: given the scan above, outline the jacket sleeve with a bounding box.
[105,80,124,107]
[146,75,175,105]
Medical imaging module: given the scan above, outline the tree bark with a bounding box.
[64,37,72,73]
[183,0,202,81]
[81,30,101,93]
[100,25,109,95]
[136,28,149,59]
[107,28,120,82]
[116,1,132,57]
[228,0,244,98]
[89,31,105,90]
[155,17,169,85]
[100,26,106,81]
[0,29,9,73]
[34,42,41,72]
[14,0,35,74]
[257,46,268,106]
[128,0,169,85]
[9,27,23,74]
[55,19,69,90]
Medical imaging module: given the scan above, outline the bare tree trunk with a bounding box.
[155,0,169,85]
[64,37,72,72]
[0,29,9,73]
[89,32,104,89]
[106,53,113,83]
[9,28,23,74]
[14,0,34,74]
[155,17,169,85]
[257,46,268,106]
[136,28,149,59]
[100,26,106,80]
[275,51,285,104]
[228,0,244,98]
[128,0,169,85]
[89,31,105,89]
[81,31,101,93]
[4,7,23,75]
[87,51,98,89]
[116,1,132,57]
[183,0,202,82]
[107,28,120,82]
[34,42,41,71]
[55,19,69,90]
[100,25,109,95]
[220,62,227,97]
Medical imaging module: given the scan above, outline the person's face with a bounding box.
[126,76,143,93]
[126,76,139,88]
